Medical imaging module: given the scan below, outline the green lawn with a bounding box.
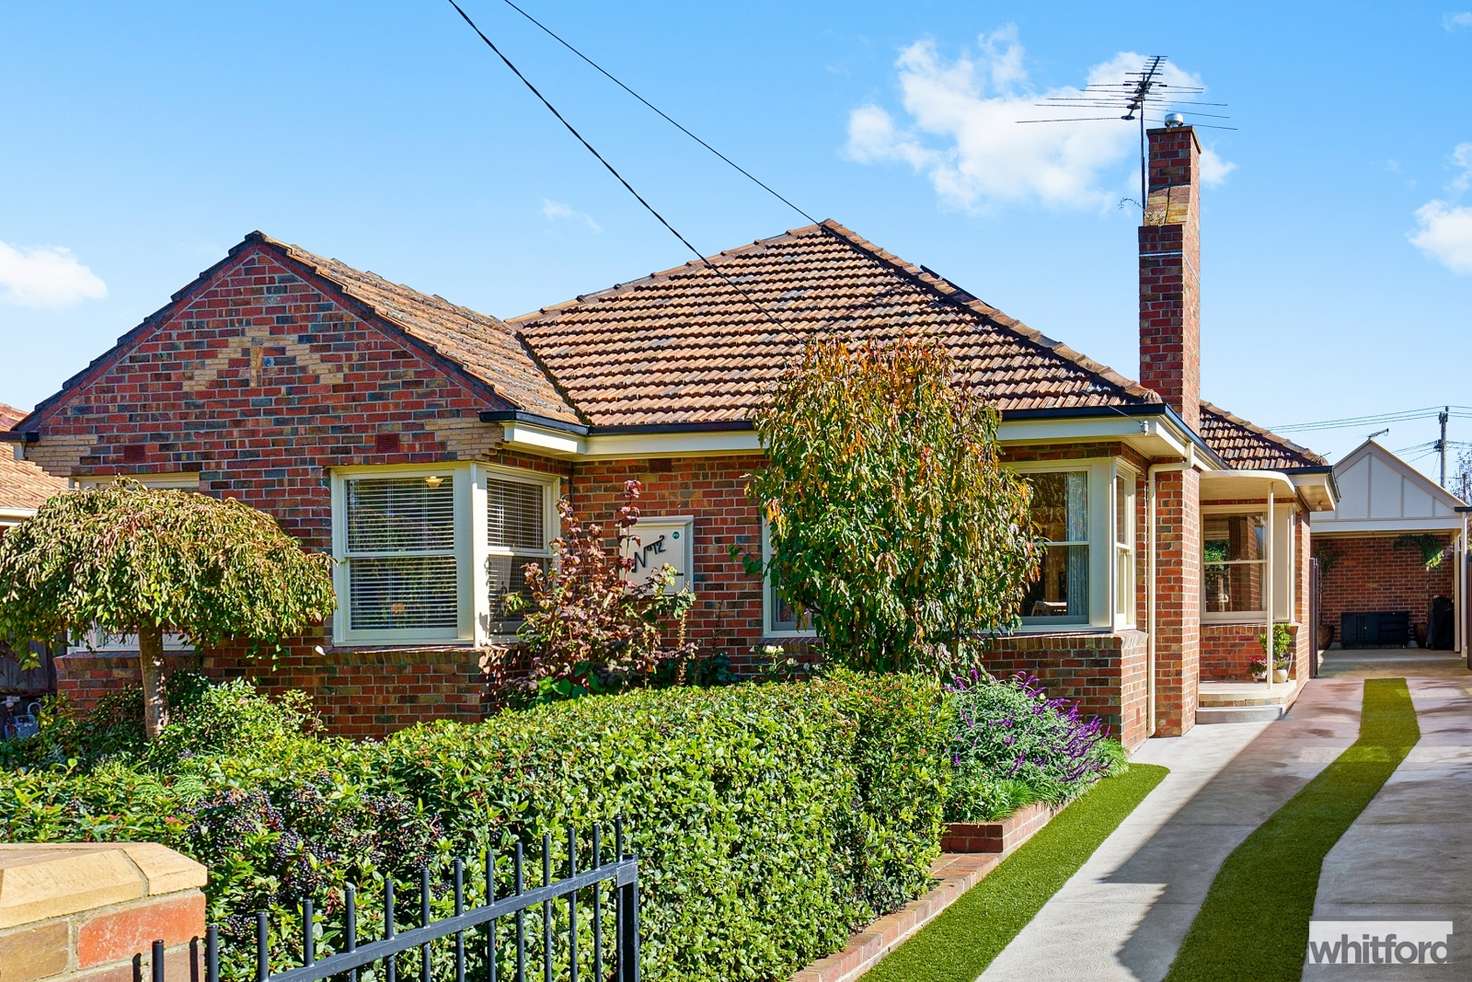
[1165,678,1420,982]
[863,763,1169,982]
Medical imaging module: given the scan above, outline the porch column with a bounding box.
[1265,489,1275,692]
[1152,467,1201,735]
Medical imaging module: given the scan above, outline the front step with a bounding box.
[1196,703,1289,725]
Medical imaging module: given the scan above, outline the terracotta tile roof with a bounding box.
[0,403,66,513]
[511,220,1161,427]
[255,233,582,424]
[1200,402,1326,470]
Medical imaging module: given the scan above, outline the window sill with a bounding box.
[324,640,521,655]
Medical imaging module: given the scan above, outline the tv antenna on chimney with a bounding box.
[1016,55,1235,214]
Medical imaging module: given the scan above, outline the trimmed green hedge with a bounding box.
[0,670,948,981]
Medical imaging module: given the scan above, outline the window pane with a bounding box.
[1203,514,1265,564]
[347,477,455,552]
[348,556,459,630]
[1024,544,1089,621]
[769,579,813,633]
[1115,475,1130,544]
[1029,472,1089,542]
[487,555,542,625]
[1203,562,1264,614]
[488,478,546,551]
[1115,546,1133,619]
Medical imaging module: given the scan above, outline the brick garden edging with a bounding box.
[790,853,999,982]
[0,843,206,982]
[791,800,1069,981]
[939,800,1060,854]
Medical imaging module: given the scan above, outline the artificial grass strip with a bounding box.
[863,763,1169,982]
[1165,678,1420,982]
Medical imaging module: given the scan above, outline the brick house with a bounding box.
[1312,438,1468,652]
[1,403,67,696]
[1,124,1336,744]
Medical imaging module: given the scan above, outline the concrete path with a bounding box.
[980,678,1367,982]
[1319,647,1471,680]
[1304,676,1472,980]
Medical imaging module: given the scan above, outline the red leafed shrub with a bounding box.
[504,480,696,702]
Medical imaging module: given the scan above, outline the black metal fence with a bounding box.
[151,822,639,982]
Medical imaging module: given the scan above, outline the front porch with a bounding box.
[1197,675,1307,723]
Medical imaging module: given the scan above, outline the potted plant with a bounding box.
[1257,624,1294,683]
[1249,657,1268,682]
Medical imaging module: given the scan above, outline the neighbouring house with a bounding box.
[0,124,1336,744]
[0,403,67,698]
[1313,439,1469,653]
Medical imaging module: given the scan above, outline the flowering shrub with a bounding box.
[505,480,697,703]
[943,671,1125,822]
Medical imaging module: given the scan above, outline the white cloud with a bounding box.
[541,198,602,233]
[1410,143,1472,274]
[1444,11,1472,30]
[0,241,107,308]
[844,33,1236,211]
[1199,147,1238,187]
[1450,141,1472,193]
[1410,201,1472,273]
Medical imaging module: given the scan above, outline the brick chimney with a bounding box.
[1138,123,1202,431]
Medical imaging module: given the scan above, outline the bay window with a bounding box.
[332,463,558,645]
[1114,473,1137,625]
[1023,471,1091,624]
[1013,458,1135,631]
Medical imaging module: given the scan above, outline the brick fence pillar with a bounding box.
[0,843,206,982]
[1153,467,1201,736]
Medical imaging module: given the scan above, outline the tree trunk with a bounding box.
[138,626,168,739]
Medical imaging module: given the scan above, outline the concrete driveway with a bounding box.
[980,672,1472,981]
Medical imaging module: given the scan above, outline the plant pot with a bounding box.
[1251,671,1268,683]
[1273,669,1289,684]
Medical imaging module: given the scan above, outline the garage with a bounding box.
[1312,438,1470,674]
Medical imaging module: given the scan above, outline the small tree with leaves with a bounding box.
[505,479,696,702]
[744,338,1043,675]
[0,481,335,738]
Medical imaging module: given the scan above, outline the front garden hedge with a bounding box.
[0,669,948,981]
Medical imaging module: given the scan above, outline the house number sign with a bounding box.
[621,515,694,593]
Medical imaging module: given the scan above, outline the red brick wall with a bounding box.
[1152,467,1200,735]
[570,454,796,674]
[33,243,568,735]
[1316,532,1455,644]
[983,630,1149,750]
[1139,126,1201,431]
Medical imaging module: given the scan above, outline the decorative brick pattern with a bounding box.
[1316,532,1455,645]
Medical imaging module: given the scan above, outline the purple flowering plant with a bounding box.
[943,669,1126,822]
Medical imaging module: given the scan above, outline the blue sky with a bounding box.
[2,2,1469,474]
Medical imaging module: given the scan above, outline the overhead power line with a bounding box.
[495,0,818,225]
[443,0,805,341]
[1272,406,1447,432]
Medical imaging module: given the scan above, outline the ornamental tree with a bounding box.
[0,481,335,738]
[745,338,1042,675]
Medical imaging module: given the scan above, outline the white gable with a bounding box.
[1315,440,1467,533]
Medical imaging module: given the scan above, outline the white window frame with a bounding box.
[477,462,561,639]
[331,462,560,647]
[1201,503,1294,625]
[1113,462,1139,628]
[760,517,816,639]
[1010,458,1114,631]
[68,473,201,652]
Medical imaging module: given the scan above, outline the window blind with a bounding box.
[344,475,458,633]
[487,477,546,551]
